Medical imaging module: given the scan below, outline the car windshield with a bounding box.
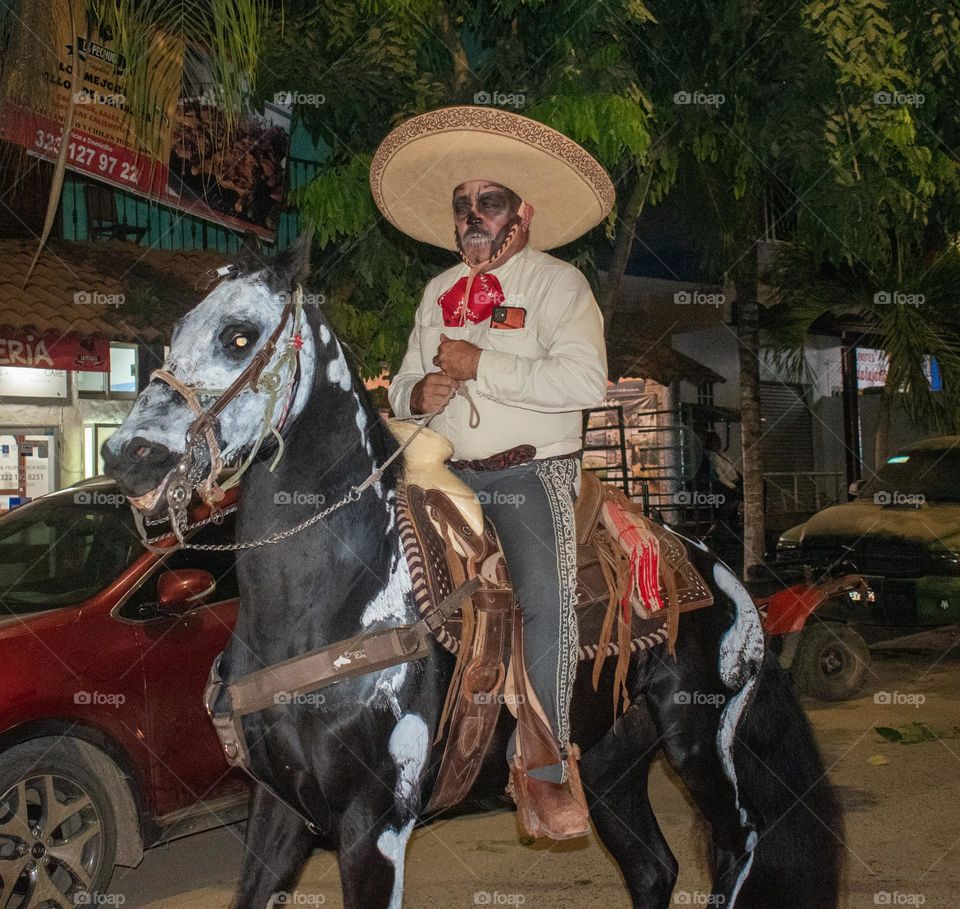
[859,446,960,505]
[0,492,138,615]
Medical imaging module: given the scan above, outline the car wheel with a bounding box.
[791,623,870,701]
[0,741,118,909]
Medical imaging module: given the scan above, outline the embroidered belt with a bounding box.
[449,446,585,472]
[449,444,537,472]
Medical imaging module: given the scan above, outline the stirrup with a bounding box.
[507,743,590,841]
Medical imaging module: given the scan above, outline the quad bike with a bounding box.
[747,563,874,701]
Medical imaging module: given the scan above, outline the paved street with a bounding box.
[110,629,960,909]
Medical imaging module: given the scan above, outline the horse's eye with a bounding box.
[220,324,260,356]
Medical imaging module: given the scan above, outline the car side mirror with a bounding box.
[848,479,865,498]
[156,569,216,616]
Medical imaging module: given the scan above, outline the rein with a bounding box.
[131,280,462,551]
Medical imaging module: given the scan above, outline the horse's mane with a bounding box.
[303,301,403,494]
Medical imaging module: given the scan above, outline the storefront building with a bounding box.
[0,238,227,510]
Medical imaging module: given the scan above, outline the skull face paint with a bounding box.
[452,180,523,266]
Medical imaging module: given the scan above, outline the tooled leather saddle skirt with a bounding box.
[398,468,714,813]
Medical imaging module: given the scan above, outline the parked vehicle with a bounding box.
[0,479,246,907]
[773,435,960,699]
[748,563,873,700]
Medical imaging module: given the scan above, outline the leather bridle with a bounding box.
[129,288,304,520]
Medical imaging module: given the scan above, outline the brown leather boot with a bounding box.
[508,744,590,840]
[507,610,590,840]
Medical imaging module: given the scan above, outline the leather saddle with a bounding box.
[390,422,714,816]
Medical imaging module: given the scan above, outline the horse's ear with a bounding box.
[268,228,314,292]
[235,231,266,274]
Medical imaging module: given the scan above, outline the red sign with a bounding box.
[0,2,289,240]
[0,331,109,372]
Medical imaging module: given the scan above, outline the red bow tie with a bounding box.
[437,273,505,326]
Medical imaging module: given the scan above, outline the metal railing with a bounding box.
[762,471,845,516]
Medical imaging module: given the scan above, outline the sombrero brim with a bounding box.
[370,106,615,251]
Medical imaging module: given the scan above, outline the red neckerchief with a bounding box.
[437,201,529,327]
[437,273,505,326]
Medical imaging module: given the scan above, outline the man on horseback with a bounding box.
[374,106,613,839]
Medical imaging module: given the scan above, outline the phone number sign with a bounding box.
[2,109,167,197]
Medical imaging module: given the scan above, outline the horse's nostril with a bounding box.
[124,436,171,465]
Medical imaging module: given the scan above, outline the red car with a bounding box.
[0,478,247,907]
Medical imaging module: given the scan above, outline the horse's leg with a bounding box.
[337,798,416,909]
[644,636,761,908]
[337,712,431,909]
[232,784,315,909]
[581,701,678,909]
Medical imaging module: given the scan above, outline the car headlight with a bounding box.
[776,539,799,553]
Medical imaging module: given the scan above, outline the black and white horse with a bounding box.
[103,237,843,909]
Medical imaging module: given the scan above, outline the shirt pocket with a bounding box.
[483,324,545,358]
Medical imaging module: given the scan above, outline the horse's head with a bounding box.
[103,233,320,515]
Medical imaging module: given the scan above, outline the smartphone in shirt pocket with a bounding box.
[490,306,526,330]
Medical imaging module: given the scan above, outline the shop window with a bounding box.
[77,343,138,398]
[84,424,121,479]
[0,430,58,511]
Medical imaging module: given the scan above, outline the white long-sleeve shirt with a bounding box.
[388,246,608,460]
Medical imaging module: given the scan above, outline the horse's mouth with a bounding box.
[125,468,177,516]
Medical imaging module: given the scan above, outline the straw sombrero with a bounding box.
[370,106,615,251]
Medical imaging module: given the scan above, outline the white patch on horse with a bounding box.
[384,488,396,533]
[326,340,352,391]
[389,713,428,811]
[375,715,427,909]
[361,551,414,628]
[712,563,765,907]
[353,392,375,457]
[376,818,415,909]
[369,662,407,718]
